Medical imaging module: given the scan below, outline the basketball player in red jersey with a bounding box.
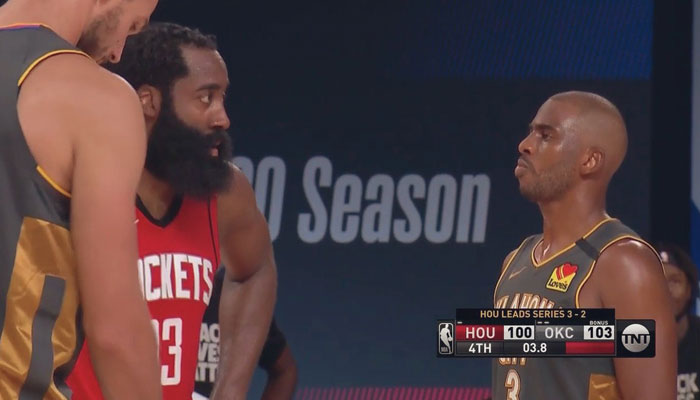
[493,92,675,399]
[0,1,161,399]
[67,22,277,399]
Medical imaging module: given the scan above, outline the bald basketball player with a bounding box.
[0,0,160,399]
[493,91,676,399]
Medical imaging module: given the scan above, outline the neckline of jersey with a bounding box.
[530,217,618,268]
[136,195,184,228]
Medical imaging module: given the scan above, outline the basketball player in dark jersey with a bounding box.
[0,0,161,399]
[67,23,277,400]
[493,91,676,399]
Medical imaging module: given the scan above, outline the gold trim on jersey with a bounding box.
[0,217,78,399]
[493,237,530,306]
[17,49,91,87]
[36,166,71,198]
[19,47,93,199]
[20,48,93,200]
[530,217,617,268]
[0,23,51,30]
[574,234,661,308]
[587,373,621,399]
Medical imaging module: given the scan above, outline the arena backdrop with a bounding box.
[152,1,653,398]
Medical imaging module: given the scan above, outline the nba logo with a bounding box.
[438,322,454,355]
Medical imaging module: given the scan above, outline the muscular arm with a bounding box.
[593,240,676,400]
[261,345,298,400]
[72,69,162,400]
[19,56,161,399]
[211,167,278,400]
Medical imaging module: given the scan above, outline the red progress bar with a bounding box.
[566,341,615,355]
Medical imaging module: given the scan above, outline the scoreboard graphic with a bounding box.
[437,309,655,358]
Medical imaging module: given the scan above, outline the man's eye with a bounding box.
[200,95,211,104]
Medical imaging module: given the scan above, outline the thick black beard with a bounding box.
[145,98,233,199]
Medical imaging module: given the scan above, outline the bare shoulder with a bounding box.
[22,53,135,100]
[217,164,261,228]
[596,238,662,278]
[219,164,255,200]
[18,54,144,190]
[21,54,142,133]
[594,238,665,307]
[216,163,273,281]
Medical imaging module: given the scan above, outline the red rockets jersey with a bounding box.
[67,195,220,400]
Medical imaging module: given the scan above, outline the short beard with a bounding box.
[77,6,122,61]
[145,95,234,199]
[519,161,576,203]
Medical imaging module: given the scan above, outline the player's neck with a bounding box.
[0,0,90,45]
[138,170,178,220]
[537,195,608,260]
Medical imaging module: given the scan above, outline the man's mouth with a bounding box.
[210,140,222,157]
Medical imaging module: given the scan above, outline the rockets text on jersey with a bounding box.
[137,252,214,304]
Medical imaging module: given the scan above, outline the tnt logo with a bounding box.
[437,321,454,356]
[621,324,650,352]
[617,320,655,357]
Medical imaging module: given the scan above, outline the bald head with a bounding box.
[547,91,628,180]
[516,91,629,203]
